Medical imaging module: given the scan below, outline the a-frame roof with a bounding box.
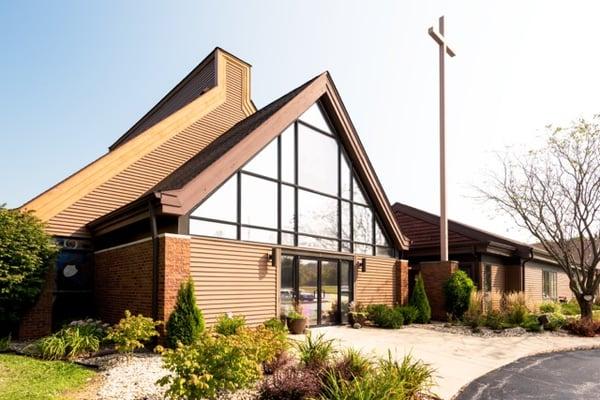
[91,73,410,250]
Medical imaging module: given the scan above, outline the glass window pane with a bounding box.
[299,103,331,134]
[340,261,351,324]
[298,124,338,195]
[298,235,338,251]
[281,232,295,246]
[190,219,237,239]
[341,201,351,240]
[354,243,373,255]
[353,204,373,243]
[242,138,277,179]
[191,174,237,222]
[341,154,351,199]
[353,175,367,204]
[375,222,389,246]
[241,227,277,244]
[298,190,338,238]
[281,125,295,183]
[376,246,394,257]
[281,184,295,231]
[280,255,294,316]
[321,260,339,325]
[341,241,352,253]
[241,174,277,228]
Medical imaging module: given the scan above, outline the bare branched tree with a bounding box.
[479,117,600,320]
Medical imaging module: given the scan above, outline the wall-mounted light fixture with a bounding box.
[356,258,367,273]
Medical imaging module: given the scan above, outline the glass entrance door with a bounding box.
[280,255,353,326]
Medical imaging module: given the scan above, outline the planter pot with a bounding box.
[348,313,367,326]
[287,317,307,334]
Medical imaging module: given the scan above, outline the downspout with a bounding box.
[148,200,159,322]
[521,249,534,293]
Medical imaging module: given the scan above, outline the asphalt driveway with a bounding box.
[311,325,600,399]
[455,349,600,400]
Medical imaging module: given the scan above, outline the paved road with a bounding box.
[455,349,600,400]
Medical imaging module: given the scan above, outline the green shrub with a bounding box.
[396,306,419,325]
[443,271,474,319]
[565,318,600,337]
[166,279,204,347]
[410,274,431,323]
[106,310,160,354]
[0,334,10,352]
[539,302,560,313]
[158,331,263,400]
[545,313,567,331]
[520,314,542,332]
[295,333,336,370]
[263,318,288,343]
[561,299,581,316]
[484,310,505,330]
[319,353,434,400]
[215,314,246,336]
[0,207,58,335]
[506,303,529,325]
[34,320,107,360]
[367,305,404,329]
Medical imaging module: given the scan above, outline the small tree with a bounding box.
[444,270,474,319]
[410,274,431,323]
[166,279,204,347]
[479,117,600,321]
[0,206,57,335]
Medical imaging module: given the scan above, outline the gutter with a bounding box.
[521,248,534,292]
[148,200,159,321]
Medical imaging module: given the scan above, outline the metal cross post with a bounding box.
[428,16,455,262]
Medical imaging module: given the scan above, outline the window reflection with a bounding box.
[298,124,338,195]
[241,227,277,244]
[241,174,277,228]
[191,174,237,222]
[353,204,372,243]
[281,184,295,231]
[299,103,332,133]
[298,190,338,238]
[281,125,295,183]
[189,219,236,239]
[353,176,367,205]
[243,138,277,179]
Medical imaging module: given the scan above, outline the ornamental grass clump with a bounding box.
[166,279,204,348]
[33,319,108,360]
[443,270,474,320]
[295,332,336,370]
[410,275,431,323]
[106,310,160,355]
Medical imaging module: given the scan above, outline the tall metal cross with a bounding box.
[428,16,455,262]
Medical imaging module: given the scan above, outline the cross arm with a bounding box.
[428,27,456,57]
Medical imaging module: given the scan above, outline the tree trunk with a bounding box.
[577,295,594,321]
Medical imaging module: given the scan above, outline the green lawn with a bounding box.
[0,354,95,400]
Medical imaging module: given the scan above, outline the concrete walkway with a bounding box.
[310,325,600,400]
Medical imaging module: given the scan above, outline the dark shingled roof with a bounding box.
[149,74,320,193]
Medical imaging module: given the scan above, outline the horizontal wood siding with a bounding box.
[45,57,250,237]
[355,256,397,306]
[525,263,573,302]
[190,236,276,325]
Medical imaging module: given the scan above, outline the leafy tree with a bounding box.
[410,274,431,323]
[0,206,57,335]
[479,117,600,320]
[444,270,474,319]
[166,279,204,347]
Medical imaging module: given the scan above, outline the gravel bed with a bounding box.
[417,321,572,337]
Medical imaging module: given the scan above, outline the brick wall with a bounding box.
[18,268,55,339]
[94,238,154,324]
[94,234,191,326]
[419,261,458,320]
[397,259,409,305]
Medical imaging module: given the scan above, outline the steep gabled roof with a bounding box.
[91,73,410,250]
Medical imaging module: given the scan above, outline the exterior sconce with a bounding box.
[268,253,273,265]
[356,258,367,273]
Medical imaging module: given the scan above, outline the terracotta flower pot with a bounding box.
[287,317,307,334]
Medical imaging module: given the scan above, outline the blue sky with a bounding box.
[2,1,600,240]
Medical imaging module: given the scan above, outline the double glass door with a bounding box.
[281,255,353,326]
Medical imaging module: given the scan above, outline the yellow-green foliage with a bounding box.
[106,310,160,354]
[158,326,288,400]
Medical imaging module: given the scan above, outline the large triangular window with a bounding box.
[189,101,394,256]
